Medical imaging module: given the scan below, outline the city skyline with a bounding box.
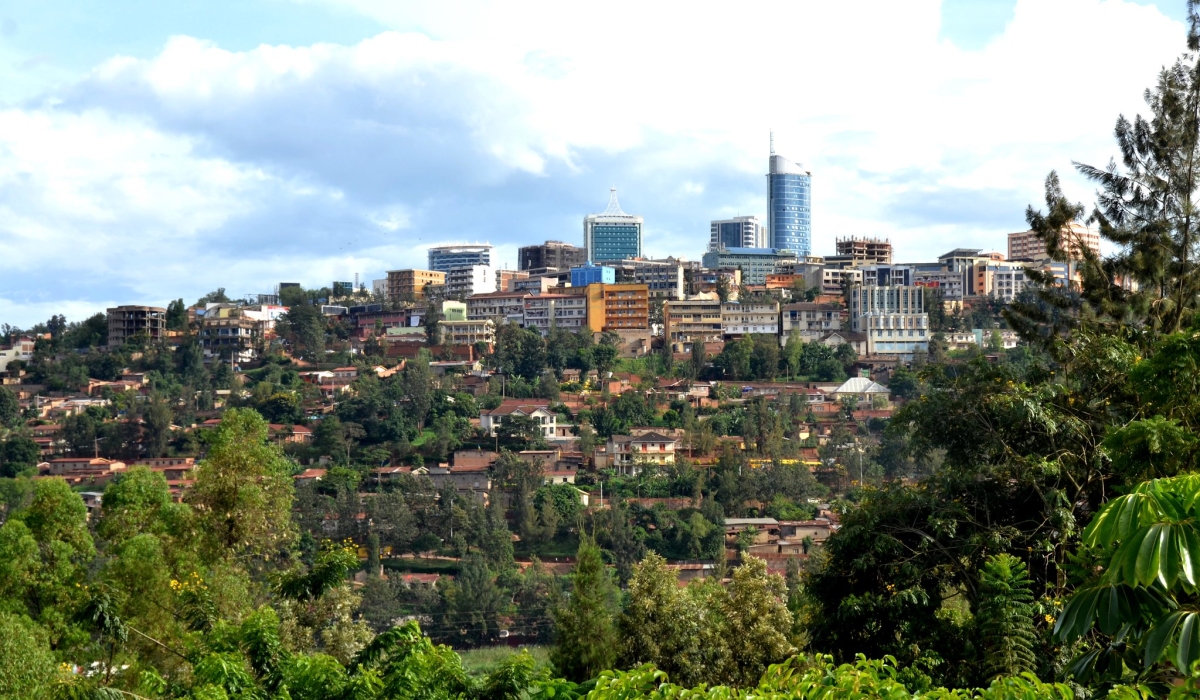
[0,0,1192,327]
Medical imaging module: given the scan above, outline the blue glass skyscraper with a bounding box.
[768,151,811,256]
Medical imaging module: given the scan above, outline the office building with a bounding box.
[520,241,587,271]
[849,286,929,359]
[912,266,965,302]
[860,265,914,287]
[570,262,615,288]
[978,261,1032,302]
[386,269,446,301]
[768,142,812,256]
[1008,223,1100,262]
[584,187,643,262]
[496,269,528,292]
[427,244,493,273]
[106,306,167,348]
[835,237,892,265]
[445,265,497,298]
[585,284,650,332]
[710,216,764,251]
[937,249,999,297]
[702,247,798,285]
[607,257,689,300]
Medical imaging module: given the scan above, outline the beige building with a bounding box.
[664,297,723,350]
[438,319,496,346]
[1008,223,1100,262]
[721,301,780,337]
[386,269,446,301]
[523,294,587,335]
[107,305,167,348]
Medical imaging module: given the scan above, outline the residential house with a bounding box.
[479,400,557,439]
[607,432,679,475]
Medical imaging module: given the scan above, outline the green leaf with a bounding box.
[1135,525,1163,587]
[1175,612,1200,673]
[1144,610,1186,666]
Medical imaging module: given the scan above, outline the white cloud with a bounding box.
[0,0,1190,326]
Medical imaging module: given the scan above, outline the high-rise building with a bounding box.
[701,247,798,285]
[519,241,587,271]
[1007,223,1100,262]
[584,188,643,262]
[427,244,493,273]
[767,142,812,256]
[710,216,764,251]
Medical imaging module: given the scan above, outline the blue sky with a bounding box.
[0,0,1191,326]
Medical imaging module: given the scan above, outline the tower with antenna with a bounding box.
[583,186,643,262]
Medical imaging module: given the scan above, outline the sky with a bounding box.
[0,0,1192,327]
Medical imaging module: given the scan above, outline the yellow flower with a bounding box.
[1044,614,1055,624]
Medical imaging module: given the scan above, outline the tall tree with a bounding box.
[551,537,618,682]
[186,409,296,561]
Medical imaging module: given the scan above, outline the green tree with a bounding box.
[977,554,1037,680]
[551,537,618,682]
[618,552,706,686]
[0,386,19,428]
[0,612,56,700]
[0,437,40,478]
[439,554,508,647]
[722,556,796,686]
[186,409,296,560]
[166,298,187,330]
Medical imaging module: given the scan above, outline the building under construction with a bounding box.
[835,236,893,265]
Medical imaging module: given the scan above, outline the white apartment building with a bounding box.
[849,286,929,360]
[466,291,529,324]
[0,336,35,373]
[438,319,496,346]
[445,265,497,298]
[780,303,842,343]
[980,261,1032,302]
[721,301,780,337]
[523,294,588,336]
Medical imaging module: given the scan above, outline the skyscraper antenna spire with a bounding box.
[770,129,775,156]
[602,185,626,216]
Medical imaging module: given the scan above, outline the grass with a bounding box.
[458,645,551,677]
[410,429,436,447]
